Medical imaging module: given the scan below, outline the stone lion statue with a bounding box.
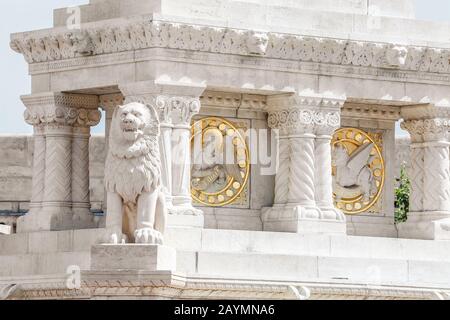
[105,102,167,245]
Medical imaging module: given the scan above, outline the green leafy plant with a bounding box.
[395,165,410,224]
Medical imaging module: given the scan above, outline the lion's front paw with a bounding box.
[134,228,164,245]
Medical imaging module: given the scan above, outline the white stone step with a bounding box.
[177,250,450,287]
[0,252,90,277]
[166,228,450,262]
[0,229,108,256]
[3,227,450,263]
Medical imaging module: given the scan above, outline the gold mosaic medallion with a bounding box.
[191,117,250,207]
[331,128,385,215]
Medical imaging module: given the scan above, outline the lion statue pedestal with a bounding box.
[104,102,167,245]
[91,244,176,272]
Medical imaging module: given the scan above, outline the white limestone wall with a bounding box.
[54,0,416,27]
[0,135,33,215]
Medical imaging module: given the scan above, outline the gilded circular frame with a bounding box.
[332,128,385,215]
[190,117,250,207]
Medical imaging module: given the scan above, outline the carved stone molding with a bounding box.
[200,91,268,111]
[99,93,124,112]
[5,273,448,300]
[22,93,100,127]
[401,118,450,142]
[10,19,450,75]
[267,94,343,135]
[342,103,402,121]
[120,81,206,125]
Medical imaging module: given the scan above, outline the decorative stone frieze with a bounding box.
[10,20,450,75]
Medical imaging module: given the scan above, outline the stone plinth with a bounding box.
[0,225,12,235]
[262,207,347,235]
[91,245,176,271]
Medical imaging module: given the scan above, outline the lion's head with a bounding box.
[109,102,160,159]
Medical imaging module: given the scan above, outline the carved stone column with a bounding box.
[273,134,289,206]
[18,93,99,232]
[171,97,203,215]
[422,120,450,212]
[263,93,346,234]
[43,123,74,226]
[153,96,174,206]
[29,126,46,213]
[100,94,124,213]
[399,105,450,240]
[100,94,124,151]
[314,102,345,221]
[401,120,425,213]
[72,110,101,228]
[119,80,206,227]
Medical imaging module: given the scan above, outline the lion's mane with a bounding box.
[105,104,162,204]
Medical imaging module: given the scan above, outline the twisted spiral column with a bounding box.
[314,135,334,208]
[423,142,450,212]
[288,134,316,207]
[274,137,290,205]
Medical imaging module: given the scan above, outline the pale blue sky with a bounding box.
[0,0,449,135]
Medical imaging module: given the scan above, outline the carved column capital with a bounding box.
[401,118,450,143]
[267,93,344,136]
[400,120,425,143]
[119,80,206,125]
[401,104,450,143]
[22,92,100,127]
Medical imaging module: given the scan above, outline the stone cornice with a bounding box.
[342,103,402,121]
[401,104,450,121]
[267,92,345,111]
[21,93,101,127]
[21,92,99,109]
[200,91,267,111]
[10,19,450,76]
[4,273,449,300]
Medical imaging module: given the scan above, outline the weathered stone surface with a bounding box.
[91,244,176,271]
[4,0,450,301]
